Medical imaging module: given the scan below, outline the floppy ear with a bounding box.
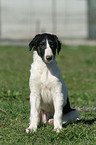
[29,34,41,51]
[54,35,61,54]
[56,39,61,54]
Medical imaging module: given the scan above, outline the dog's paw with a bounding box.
[54,127,62,133]
[26,128,30,134]
[77,118,80,121]
[26,127,37,133]
[48,119,54,125]
[54,125,62,133]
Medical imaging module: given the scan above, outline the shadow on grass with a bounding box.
[38,118,96,129]
[62,118,96,128]
[77,118,96,125]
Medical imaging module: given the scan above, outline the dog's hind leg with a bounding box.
[39,109,53,125]
[62,97,79,124]
[39,109,47,124]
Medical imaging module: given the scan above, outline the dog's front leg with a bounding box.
[53,93,63,132]
[26,91,40,133]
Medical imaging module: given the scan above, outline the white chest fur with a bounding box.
[40,65,57,112]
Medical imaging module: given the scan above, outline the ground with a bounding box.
[0,45,96,145]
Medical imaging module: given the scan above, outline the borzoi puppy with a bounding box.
[26,33,79,133]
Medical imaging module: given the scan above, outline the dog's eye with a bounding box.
[49,42,54,47]
[48,40,54,46]
[40,43,45,47]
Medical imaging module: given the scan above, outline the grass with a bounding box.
[0,45,96,145]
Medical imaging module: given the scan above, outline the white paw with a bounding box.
[48,119,54,125]
[77,118,80,121]
[54,127,62,133]
[54,125,62,133]
[26,127,37,133]
[26,128,29,134]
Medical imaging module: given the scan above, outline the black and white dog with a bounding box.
[26,33,79,133]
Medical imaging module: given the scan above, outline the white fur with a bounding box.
[44,40,54,63]
[26,41,79,133]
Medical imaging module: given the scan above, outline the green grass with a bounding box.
[0,45,96,145]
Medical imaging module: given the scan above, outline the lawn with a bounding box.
[0,45,96,145]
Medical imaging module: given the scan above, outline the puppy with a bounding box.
[26,33,79,133]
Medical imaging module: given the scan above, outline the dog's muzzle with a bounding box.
[45,55,54,63]
[46,55,53,61]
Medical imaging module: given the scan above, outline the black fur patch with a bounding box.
[63,97,75,114]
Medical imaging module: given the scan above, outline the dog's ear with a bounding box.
[54,35,61,54]
[29,34,41,51]
[56,39,61,54]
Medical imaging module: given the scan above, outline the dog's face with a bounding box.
[29,33,61,63]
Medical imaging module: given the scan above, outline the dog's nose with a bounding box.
[46,55,53,61]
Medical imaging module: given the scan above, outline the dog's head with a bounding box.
[29,33,61,63]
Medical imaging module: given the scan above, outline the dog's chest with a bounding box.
[40,68,51,86]
[39,67,55,110]
[40,68,53,96]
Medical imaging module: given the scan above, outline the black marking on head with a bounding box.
[29,33,61,61]
[29,34,42,51]
[53,35,61,54]
[63,97,75,115]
